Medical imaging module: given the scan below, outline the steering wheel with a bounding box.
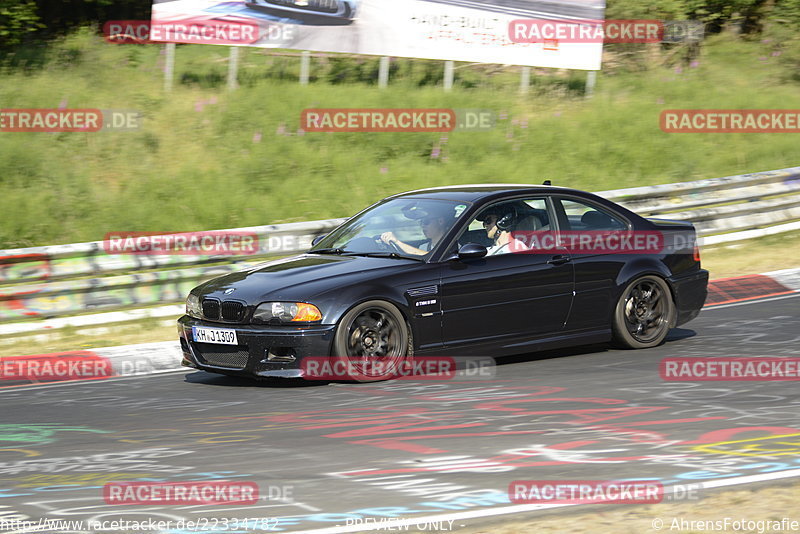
[373,235,403,254]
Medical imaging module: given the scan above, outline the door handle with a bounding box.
[547,255,571,265]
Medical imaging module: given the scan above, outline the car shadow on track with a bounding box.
[493,327,697,367]
[184,372,331,388]
[665,327,697,342]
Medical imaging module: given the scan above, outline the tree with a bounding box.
[31,0,151,36]
[0,0,41,48]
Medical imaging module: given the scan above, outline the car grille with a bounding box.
[195,344,250,370]
[202,299,220,320]
[222,301,245,322]
[265,0,339,14]
[202,299,247,323]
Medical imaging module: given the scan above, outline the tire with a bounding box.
[612,275,674,349]
[332,300,413,382]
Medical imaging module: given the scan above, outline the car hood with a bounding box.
[194,253,415,303]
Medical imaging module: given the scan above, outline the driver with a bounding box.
[380,206,451,256]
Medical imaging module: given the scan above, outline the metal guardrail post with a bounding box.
[300,51,311,85]
[443,61,454,91]
[520,66,531,94]
[378,57,390,88]
[585,71,597,98]
[227,47,240,91]
[164,43,176,93]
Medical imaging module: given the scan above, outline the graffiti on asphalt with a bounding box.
[0,424,109,446]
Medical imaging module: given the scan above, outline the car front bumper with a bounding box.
[178,315,335,378]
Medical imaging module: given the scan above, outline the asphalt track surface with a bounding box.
[1,294,800,533]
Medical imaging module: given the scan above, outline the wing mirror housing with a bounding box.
[456,243,488,259]
[311,234,328,247]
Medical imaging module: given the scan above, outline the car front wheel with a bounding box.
[612,275,674,349]
[332,300,412,382]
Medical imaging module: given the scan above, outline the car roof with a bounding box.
[387,184,592,203]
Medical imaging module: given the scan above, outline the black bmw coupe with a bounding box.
[178,185,708,381]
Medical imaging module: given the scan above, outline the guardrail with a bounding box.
[0,220,346,323]
[1,166,799,325]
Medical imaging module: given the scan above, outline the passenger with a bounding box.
[477,205,521,256]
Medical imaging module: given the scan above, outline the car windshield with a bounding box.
[310,198,470,259]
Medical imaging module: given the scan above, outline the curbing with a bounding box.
[0,304,183,337]
[2,268,799,386]
[0,341,183,388]
[92,340,185,377]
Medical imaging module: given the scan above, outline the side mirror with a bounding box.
[457,243,488,259]
[311,234,328,246]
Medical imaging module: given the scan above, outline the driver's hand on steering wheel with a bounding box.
[380,232,398,245]
[379,232,427,256]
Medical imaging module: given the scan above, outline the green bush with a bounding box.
[0,0,41,48]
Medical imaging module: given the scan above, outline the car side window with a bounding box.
[455,198,551,256]
[556,198,628,231]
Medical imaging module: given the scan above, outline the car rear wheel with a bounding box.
[612,275,674,349]
[332,300,412,382]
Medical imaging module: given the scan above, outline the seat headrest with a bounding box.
[515,213,543,232]
[581,210,613,228]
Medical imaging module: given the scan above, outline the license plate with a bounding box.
[192,326,238,345]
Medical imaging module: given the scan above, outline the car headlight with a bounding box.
[252,302,322,324]
[186,294,202,319]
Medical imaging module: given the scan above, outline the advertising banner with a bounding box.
[150,0,605,70]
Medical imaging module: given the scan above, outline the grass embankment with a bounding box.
[0,29,799,248]
[701,231,800,279]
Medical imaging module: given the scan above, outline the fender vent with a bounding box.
[407,285,438,297]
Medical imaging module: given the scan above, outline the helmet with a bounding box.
[476,203,519,231]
